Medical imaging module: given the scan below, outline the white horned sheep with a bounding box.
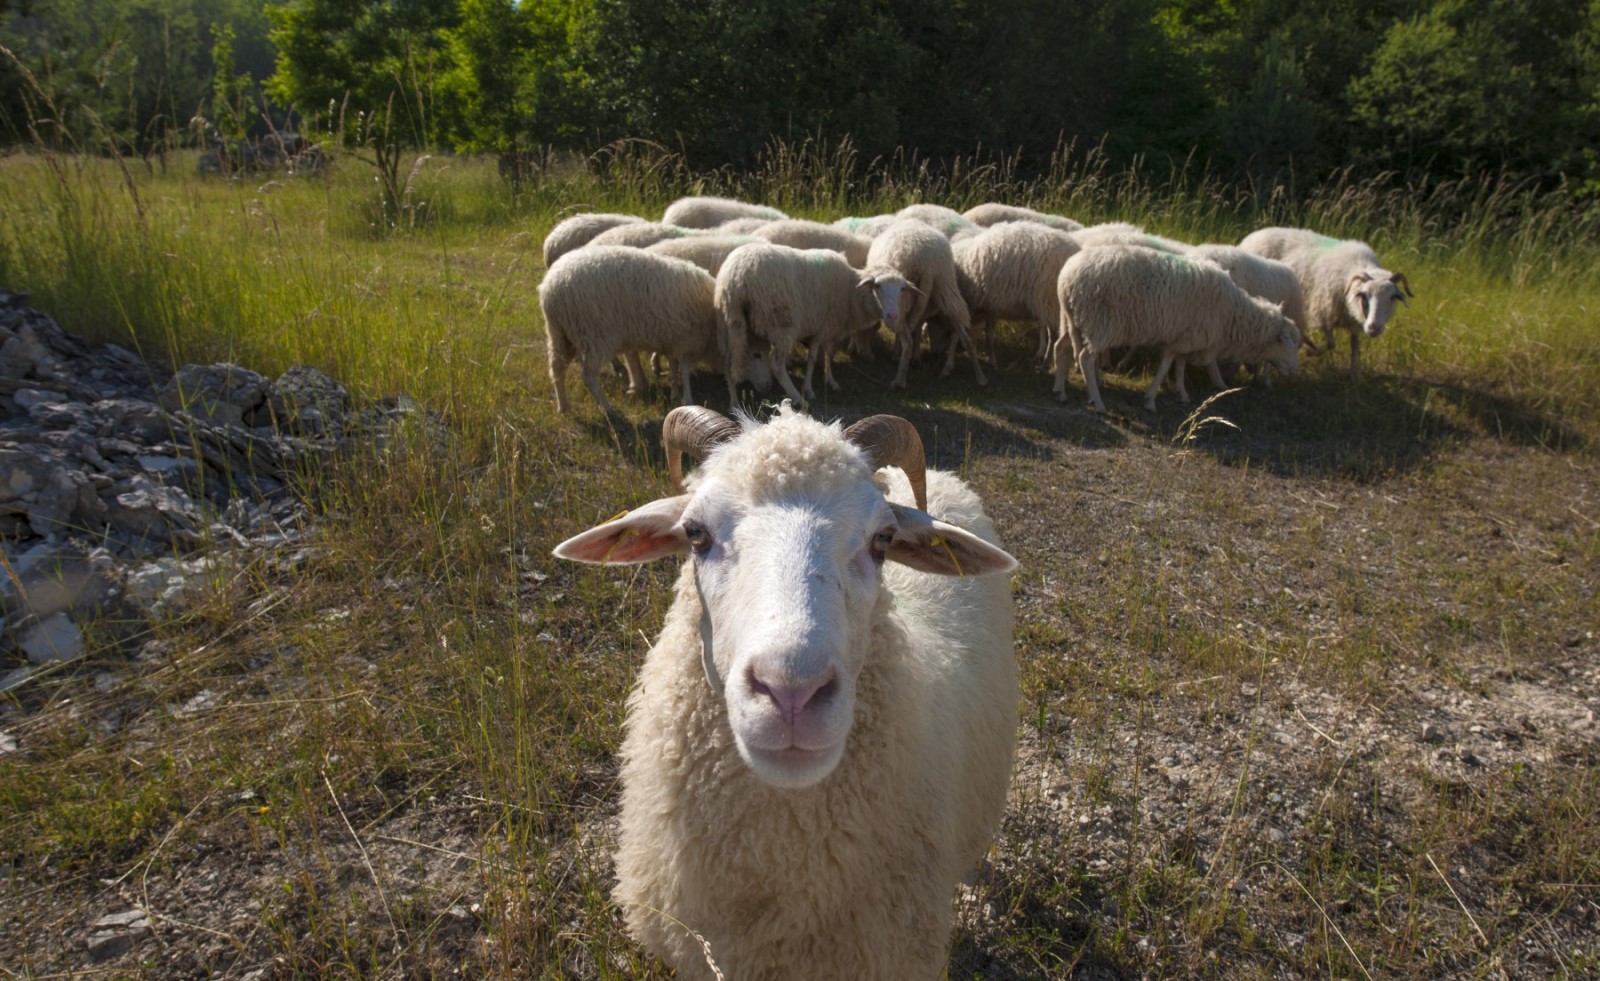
[542,212,646,268]
[752,218,872,267]
[1053,245,1302,411]
[662,195,789,229]
[715,242,917,403]
[539,246,725,414]
[1238,227,1413,380]
[947,220,1082,368]
[962,202,1084,233]
[553,406,1019,981]
[867,219,989,389]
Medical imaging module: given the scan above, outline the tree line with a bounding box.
[3,0,1598,196]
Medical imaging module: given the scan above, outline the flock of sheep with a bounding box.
[546,195,1415,979]
[538,195,1414,416]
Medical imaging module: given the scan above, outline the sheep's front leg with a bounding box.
[771,344,807,404]
[1171,357,1193,403]
[892,326,915,389]
[623,352,648,395]
[1348,329,1362,380]
[1205,359,1226,391]
[676,358,695,406]
[801,344,826,400]
[581,361,618,416]
[1145,352,1177,411]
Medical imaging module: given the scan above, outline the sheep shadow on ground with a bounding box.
[1125,366,1586,480]
[580,360,1085,477]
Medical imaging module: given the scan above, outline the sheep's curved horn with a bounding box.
[1391,271,1414,297]
[662,406,740,493]
[844,414,927,511]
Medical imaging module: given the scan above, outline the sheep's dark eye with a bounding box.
[684,521,711,554]
[871,528,895,562]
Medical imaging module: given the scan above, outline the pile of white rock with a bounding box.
[0,287,437,689]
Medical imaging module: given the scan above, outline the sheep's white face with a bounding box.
[1347,272,1408,338]
[683,474,891,787]
[552,424,1018,791]
[860,271,913,337]
[1250,299,1303,376]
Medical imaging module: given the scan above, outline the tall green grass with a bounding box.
[2,138,1595,445]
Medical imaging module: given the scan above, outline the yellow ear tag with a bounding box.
[600,526,636,563]
[930,534,963,576]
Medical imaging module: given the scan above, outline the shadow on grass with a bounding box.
[571,338,1584,485]
[574,360,1099,477]
[945,850,1122,981]
[1118,363,1586,480]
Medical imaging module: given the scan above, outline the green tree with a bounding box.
[265,0,457,146]
[1,0,271,153]
[436,0,593,154]
[1348,0,1600,185]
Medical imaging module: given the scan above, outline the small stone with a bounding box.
[85,931,134,961]
[1421,722,1443,744]
[92,909,151,929]
[13,387,67,410]
[0,731,16,753]
[20,612,83,663]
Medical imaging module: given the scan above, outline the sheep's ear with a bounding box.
[553,496,690,564]
[886,506,1018,576]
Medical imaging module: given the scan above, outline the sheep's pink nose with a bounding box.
[748,667,839,724]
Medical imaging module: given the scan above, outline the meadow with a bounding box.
[1,142,1597,978]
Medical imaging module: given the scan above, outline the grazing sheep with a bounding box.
[646,234,756,276]
[947,221,1082,368]
[895,203,979,239]
[1071,223,1191,254]
[539,246,721,414]
[963,202,1084,233]
[588,221,699,249]
[752,219,872,267]
[867,219,989,389]
[553,406,1019,981]
[833,214,900,239]
[1189,244,1305,329]
[542,212,647,267]
[663,195,788,229]
[714,216,773,234]
[1239,227,1412,380]
[1181,244,1307,387]
[1053,245,1302,411]
[715,242,917,402]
